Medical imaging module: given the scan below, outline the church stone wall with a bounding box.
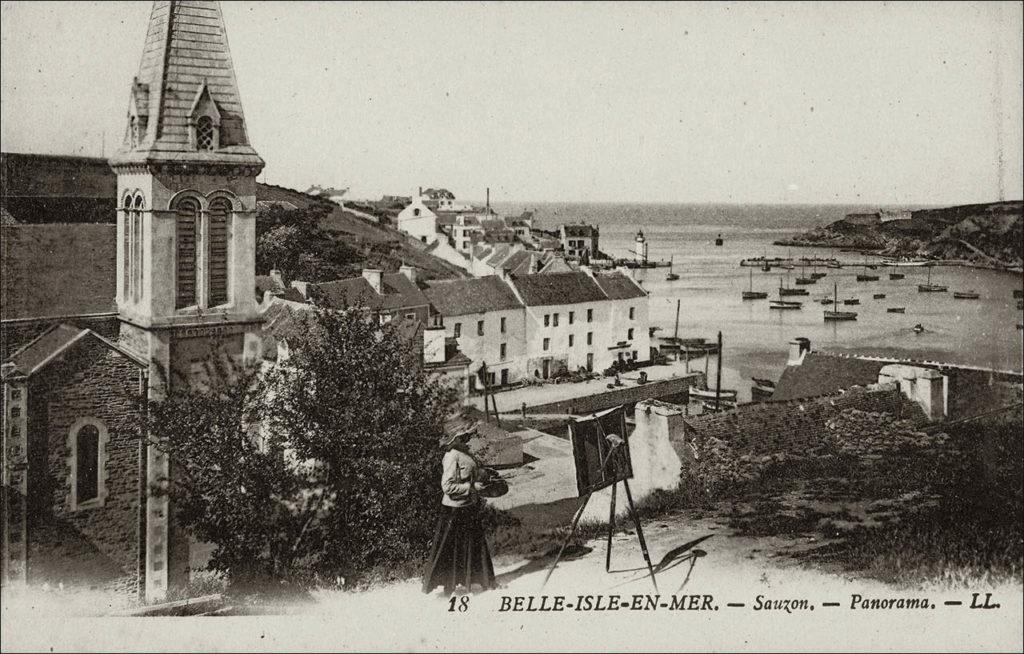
[25,337,146,597]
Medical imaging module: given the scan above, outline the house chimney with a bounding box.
[787,337,811,366]
[362,269,384,294]
[423,327,447,365]
[418,186,423,197]
[498,266,512,281]
[269,268,285,290]
[486,187,490,212]
[400,264,418,283]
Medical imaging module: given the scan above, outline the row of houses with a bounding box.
[263,265,652,394]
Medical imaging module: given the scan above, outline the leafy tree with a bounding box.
[147,306,458,592]
[256,204,359,283]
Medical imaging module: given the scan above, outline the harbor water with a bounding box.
[499,202,1024,402]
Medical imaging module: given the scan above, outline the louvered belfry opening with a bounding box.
[208,198,230,306]
[175,198,200,309]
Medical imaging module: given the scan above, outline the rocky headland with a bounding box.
[776,201,1023,270]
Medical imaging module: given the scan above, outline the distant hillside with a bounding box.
[776,201,1023,268]
[0,152,468,282]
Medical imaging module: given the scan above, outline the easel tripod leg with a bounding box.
[542,494,591,589]
[622,479,659,593]
[605,483,617,572]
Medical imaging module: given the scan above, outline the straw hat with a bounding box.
[439,419,478,448]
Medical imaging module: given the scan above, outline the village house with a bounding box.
[422,276,528,392]
[560,223,600,259]
[291,266,433,325]
[422,268,652,388]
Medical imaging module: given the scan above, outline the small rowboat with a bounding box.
[952,291,980,299]
[742,291,768,300]
[794,277,815,285]
[873,293,886,299]
[856,274,880,281]
[843,298,860,306]
[811,272,827,279]
[824,310,857,321]
[913,323,925,334]
[689,386,738,401]
[889,272,905,280]
[819,297,834,305]
[769,300,803,310]
[779,287,809,296]
[887,307,906,313]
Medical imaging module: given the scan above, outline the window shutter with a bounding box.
[176,199,199,308]
[208,199,230,305]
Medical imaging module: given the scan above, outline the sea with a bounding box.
[494,202,1024,402]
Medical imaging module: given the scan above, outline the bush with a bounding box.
[147,307,458,593]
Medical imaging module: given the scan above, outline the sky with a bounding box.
[1,1,1022,205]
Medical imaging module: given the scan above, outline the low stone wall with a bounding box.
[524,372,704,416]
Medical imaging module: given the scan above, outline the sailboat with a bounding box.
[778,272,809,296]
[665,255,679,281]
[953,290,980,299]
[888,263,905,280]
[856,258,879,281]
[794,264,815,285]
[742,268,768,300]
[918,263,948,292]
[810,265,827,280]
[825,281,857,321]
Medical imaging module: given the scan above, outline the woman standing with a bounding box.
[421,423,497,595]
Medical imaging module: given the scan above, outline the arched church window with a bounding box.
[74,423,101,505]
[122,194,133,298]
[208,198,231,306]
[196,116,215,151]
[175,197,200,308]
[133,194,145,303]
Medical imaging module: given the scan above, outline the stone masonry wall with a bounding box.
[25,336,145,597]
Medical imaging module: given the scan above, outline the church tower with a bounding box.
[108,0,264,601]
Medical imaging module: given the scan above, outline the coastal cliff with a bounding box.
[776,201,1024,268]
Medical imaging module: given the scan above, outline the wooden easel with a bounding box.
[541,419,658,592]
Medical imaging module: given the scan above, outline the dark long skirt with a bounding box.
[421,503,496,594]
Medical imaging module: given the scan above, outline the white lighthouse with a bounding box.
[634,229,648,264]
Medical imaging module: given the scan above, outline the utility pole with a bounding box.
[714,331,723,412]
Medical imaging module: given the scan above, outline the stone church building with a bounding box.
[2,0,267,602]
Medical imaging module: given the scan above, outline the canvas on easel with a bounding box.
[543,405,658,591]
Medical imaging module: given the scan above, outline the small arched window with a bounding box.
[196,116,215,151]
[75,423,101,505]
[413,208,421,217]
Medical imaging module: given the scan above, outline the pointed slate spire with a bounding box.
[111,0,263,169]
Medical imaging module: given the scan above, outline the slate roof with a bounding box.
[593,271,647,300]
[772,352,886,401]
[562,224,598,237]
[310,273,429,312]
[3,323,145,378]
[1,224,117,321]
[423,277,524,316]
[510,271,607,306]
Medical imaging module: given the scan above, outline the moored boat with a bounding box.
[825,281,857,320]
[918,264,947,292]
[826,261,842,269]
[742,269,767,299]
[882,258,931,267]
[873,293,886,299]
[689,386,738,401]
[887,307,906,313]
[819,297,834,305]
[665,255,679,281]
[856,273,880,281]
[953,291,980,299]
[913,323,925,334]
[843,298,860,306]
[810,271,827,279]
[889,272,905,280]
[769,300,803,310]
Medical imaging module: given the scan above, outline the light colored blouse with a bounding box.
[441,448,481,507]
